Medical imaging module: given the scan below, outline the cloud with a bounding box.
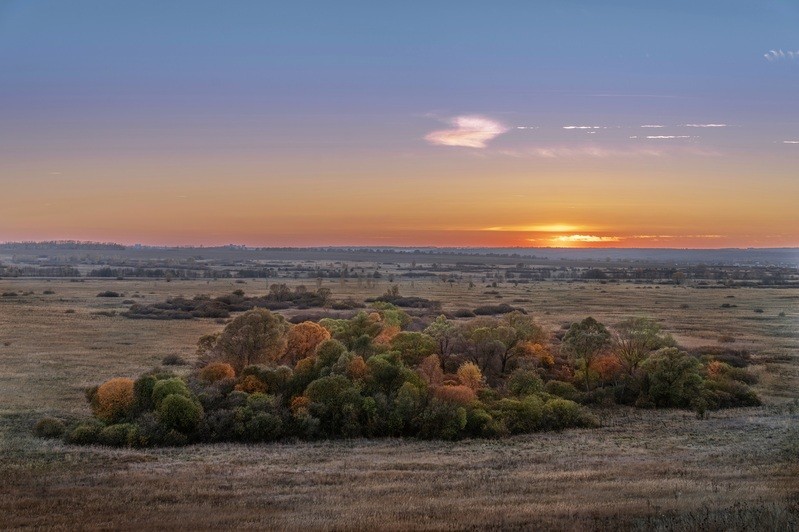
[783,140,799,144]
[425,115,508,148]
[640,124,665,128]
[484,224,581,232]
[497,146,666,158]
[764,49,798,62]
[631,234,722,240]
[563,125,606,130]
[683,123,728,128]
[550,235,621,243]
[645,135,692,139]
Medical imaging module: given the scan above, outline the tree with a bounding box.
[612,317,676,374]
[456,362,485,391]
[390,332,437,366]
[284,321,331,365]
[561,317,611,392]
[640,348,703,408]
[423,316,458,355]
[216,309,290,371]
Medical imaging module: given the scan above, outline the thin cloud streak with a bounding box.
[425,115,508,148]
[764,49,798,62]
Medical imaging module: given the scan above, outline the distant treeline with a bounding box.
[0,240,126,250]
[0,265,81,277]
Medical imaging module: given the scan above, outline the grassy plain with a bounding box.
[1,275,797,529]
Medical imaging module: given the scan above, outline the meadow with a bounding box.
[1,273,797,529]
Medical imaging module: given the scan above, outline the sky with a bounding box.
[1,0,797,248]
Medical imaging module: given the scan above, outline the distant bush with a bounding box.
[161,354,187,366]
[34,417,65,438]
[98,423,137,447]
[158,394,203,433]
[199,362,236,383]
[97,291,121,297]
[151,378,191,408]
[65,420,104,444]
[473,304,524,316]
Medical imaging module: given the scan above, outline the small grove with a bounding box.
[36,303,760,446]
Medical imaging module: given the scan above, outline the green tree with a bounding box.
[561,317,611,392]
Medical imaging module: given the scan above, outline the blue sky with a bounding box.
[0,1,797,246]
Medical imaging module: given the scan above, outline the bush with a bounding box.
[418,398,468,440]
[434,385,477,405]
[494,396,544,434]
[92,378,135,422]
[98,423,137,447]
[640,348,703,408]
[507,368,544,397]
[96,291,121,297]
[543,398,597,429]
[243,412,283,442]
[151,378,192,408]
[34,417,66,438]
[199,362,236,383]
[158,394,203,433]
[161,354,187,366]
[544,380,582,402]
[65,420,104,444]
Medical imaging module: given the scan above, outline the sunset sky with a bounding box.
[1,1,797,248]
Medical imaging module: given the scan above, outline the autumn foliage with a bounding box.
[91,378,135,423]
[48,304,759,447]
[199,362,236,383]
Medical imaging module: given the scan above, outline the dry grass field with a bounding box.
[1,276,798,530]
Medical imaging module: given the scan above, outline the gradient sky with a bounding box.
[1,0,797,248]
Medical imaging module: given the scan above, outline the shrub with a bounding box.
[132,374,158,413]
[544,380,581,401]
[158,394,203,433]
[98,423,137,447]
[507,368,544,397]
[161,354,187,366]
[418,398,468,440]
[199,362,236,383]
[65,420,104,445]
[151,378,192,408]
[243,412,283,442]
[96,291,120,297]
[92,378,135,422]
[640,348,703,408]
[543,398,597,429]
[34,417,66,438]
[434,385,477,405]
[494,396,544,434]
[235,374,268,393]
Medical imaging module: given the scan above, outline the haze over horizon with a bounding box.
[1,1,797,248]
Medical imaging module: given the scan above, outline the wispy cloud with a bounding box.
[640,124,664,128]
[563,125,605,130]
[425,115,508,148]
[498,146,666,158]
[683,123,728,128]
[764,49,798,62]
[645,135,692,139]
[783,140,799,144]
[485,224,582,232]
[551,235,621,243]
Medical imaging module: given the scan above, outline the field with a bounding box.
[1,274,798,529]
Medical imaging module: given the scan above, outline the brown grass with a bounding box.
[0,276,797,529]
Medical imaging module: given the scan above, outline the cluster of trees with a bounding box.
[38,306,760,447]
[123,286,332,320]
